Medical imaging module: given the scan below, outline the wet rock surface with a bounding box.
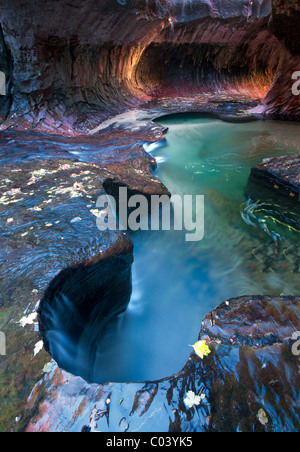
[246,154,299,239]
[0,122,168,431]
[0,0,287,132]
[24,296,300,432]
[0,24,12,120]
[0,0,299,433]
[257,1,300,120]
[199,296,300,432]
[0,96,299,432]
[249,155,300,199]
[271,0,300,55]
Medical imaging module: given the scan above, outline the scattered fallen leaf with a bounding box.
[184,391,202,409]
[258,408,268,426]
[34,340,44,357]
[190,340,211,359]
[19,312,37,328]
[43,362,56,374]
[71,217,82,223]
[90,209,106,218]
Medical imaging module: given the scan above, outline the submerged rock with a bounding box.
[199,296,300,432]
[249,155,300,200]
[0,129,168,431]
[0,0,286,133]
[0,115,298,432]
[24,296,300,432]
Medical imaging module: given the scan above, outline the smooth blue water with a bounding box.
[38,117,300,384]
[74,117,299,383]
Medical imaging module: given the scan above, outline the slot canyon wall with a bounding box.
[0,0,298,133]
[0,1,299,433]
[261,0,300,118]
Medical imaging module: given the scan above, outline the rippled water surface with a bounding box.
[68,117,299,383]
[32,117,300,384]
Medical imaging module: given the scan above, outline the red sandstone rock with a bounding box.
[1,0,296,133]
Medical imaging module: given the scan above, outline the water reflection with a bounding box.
[43,117,300,383]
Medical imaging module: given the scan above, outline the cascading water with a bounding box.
[41,115,300,384]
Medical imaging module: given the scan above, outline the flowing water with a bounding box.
[27,116,300,384]
[70,116,299,384]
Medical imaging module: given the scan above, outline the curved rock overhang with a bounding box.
[0,1,299,432]
[0,0,298,131]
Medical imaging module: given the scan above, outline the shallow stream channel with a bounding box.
[43,115,300,383]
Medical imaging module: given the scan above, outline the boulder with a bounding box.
[24,296,300,432]
[249,155,300,200]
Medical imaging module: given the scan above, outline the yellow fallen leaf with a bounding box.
[190,340,211,359]
[43,362,56,374]
[258,408,268,426]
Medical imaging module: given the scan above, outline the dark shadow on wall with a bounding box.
[38,252,133,382]
[0,24,13,120]
[135,41,277,97]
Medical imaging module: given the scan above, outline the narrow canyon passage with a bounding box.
[0,0,299,433]
[40,116,300,384]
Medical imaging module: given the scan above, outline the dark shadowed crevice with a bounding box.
[135,41,277,97]
[271,5,300,55]
[38,248,133,383]
[0,23,13,120]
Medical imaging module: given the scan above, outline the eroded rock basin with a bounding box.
[38,116,300,385]
[0,109,299,432]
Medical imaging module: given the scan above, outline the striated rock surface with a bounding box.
[271,0,300,55]
[246,154,300,241]
[0,0,288,133]
[0,24,12,120]
[249,155,300,199]
[24,296,300,432]
[0,123,168,431]
[0,0,299,434]
[199,296,300,432]
[258,0,300,119]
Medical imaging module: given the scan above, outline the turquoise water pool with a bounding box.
[45,116,300,383]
